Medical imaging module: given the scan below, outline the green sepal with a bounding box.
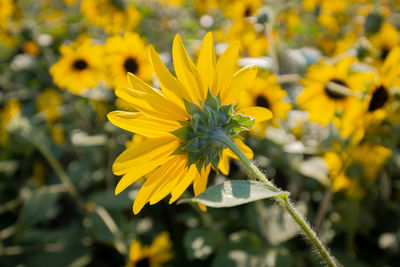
[170,126,191,141]
[183,98,202,115]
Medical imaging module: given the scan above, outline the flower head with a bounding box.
[127,232,173,267]
[108,32,272,214]
[50,39,105,94]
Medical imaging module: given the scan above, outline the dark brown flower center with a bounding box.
[380,47,391,61]
[368,86,388,112]
[124,57,139,74]
[244,6,252,17]
[72,59,88,71]
[324,79,347,100]
[135,257,150,267]
[255,95,270,109]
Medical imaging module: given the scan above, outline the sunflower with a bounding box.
[80,0,141,34]
[105,33,152,90]
[226,0,262,21]
[240,75,292,138]
[50,39,105,95]
[297,57,365,127]
[368,23,399,63]
[107,32,272,214]
[323,151,364,199]
[352,143,391,182]
[338,47,400,137]
[127,232,173,267]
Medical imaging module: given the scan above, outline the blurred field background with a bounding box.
[1,0,400,266]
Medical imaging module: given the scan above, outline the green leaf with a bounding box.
[179,180,288,208]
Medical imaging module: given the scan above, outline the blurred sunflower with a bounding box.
[108,32,272,213]
[297,57,362,126]
[0,99,21,146]
[0,0,14,24]
[338,46,400,136]
[127,232,172,267]
[36,88,62,124]
[352,143,391,182]
[240,75,292,138]
[105,33,152,90]
[50,39,105,95]
[80,0,141,34]
[226,0,262,20]
[369,23,399,63]
[323,151,364,199]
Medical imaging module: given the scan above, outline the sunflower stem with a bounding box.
[214,132,339,267]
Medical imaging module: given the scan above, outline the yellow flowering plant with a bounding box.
[108,32,339,267]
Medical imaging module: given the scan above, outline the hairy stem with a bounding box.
[214,132,339,267]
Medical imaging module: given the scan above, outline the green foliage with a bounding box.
[179,180,288,208]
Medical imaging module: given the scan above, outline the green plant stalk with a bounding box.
[213,132,339,267]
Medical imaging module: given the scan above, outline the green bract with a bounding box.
[171,92,255,172]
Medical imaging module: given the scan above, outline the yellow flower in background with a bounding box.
[105,33,152,90]
[240,75,292,139]
[155,0,184,7]
[36,88,62,124]
[108,32,272,214]
[193,0,219,15]
[50,125,66,145]
[127,232,173,267]
[337,47,400,137]
[50,39,105,95]
[297,57,363,126]
[0,0,14,24]
[352,143,391,182]
[226,0,262,20]
[81,0,141,34]
[369,23,399,63]
[225,21,269,57]
[323,151,364,199]
[0,99,21,146]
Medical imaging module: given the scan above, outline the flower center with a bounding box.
[368,86,388,112]
[124,57,139,74]
[135,257,150,267]
[380,47,390,61]
[110,0,125,10]
[72,59,88,71]
[324,79,347,100]
[172,92,254,172]
[255,95,270,109]
[244,6,252,17]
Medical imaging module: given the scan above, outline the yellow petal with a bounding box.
[169,165,197,204]
[107,111,180,138]
[133,157,179,214]
[238,106,273,122]
[222,65,257,105]
[173,34,204,102]
[381,46,400,86]
[193,165,210,212]
[197,32,216,95]
[149,157,187,204]
[115,157,169,195]
[335,57,355,80]
[126,73,187,119]
[218,149,230,175]
[235,139,254,159]
[215,41,240,96]
[113,136,178,175]
[148,45,190,106]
